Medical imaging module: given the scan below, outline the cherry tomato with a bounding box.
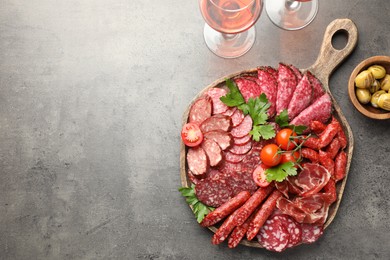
[281,151,301,165]
[260,144,281,167]
[276,128,297,151]
[253,163,271,187]
[181,123,203,147]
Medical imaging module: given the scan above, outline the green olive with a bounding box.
[367,65,386,79]
[370,90,386,108]
[377,93,390,111]
[369,80,381,93]
[380,74,390,91]
[355,70,374,88]
[355,88,371,104]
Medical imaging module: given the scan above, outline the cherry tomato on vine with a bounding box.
[253,163,271,187]
[281,151,301,165]
[181,123,203,147]
[276,128,297,150]
[260,144,281,167]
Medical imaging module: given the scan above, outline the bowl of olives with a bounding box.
[348,56,390,120]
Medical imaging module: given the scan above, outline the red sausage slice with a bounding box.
[189,96,212,125]
[187,147,208,177]
[231,115,252,138]
[207,88,229,114]
[201,139,222,167]
[204,130,233,151]
[200,115,232,133]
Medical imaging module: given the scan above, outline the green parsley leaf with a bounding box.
[265,162,298,182]
[250,124,275,141]
[219,79,245,107]
[275,109,289,128]
[179,184,214,223]
[289,125,307,135]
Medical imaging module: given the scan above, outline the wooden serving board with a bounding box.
[180,19,357,248]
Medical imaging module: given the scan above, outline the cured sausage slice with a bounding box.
[235,77,262,102]
[201,190,251,227]
[195,178,233,207]
[289,64,303,81]
[287,74,313,120]
[201,139,222,167]
[207,88,229,114]
[257,67,278,117]
[307,71,325,103]
[200,115,232,133]
[233,134,251,146]
[301,223,323,244]
[227,141,252,155]
[204,130,232,151]
[224,151,247,164]
[257,216,290,252]
[231,109,245,127]
[223,107,237,117]
[189,96,212,125]
[276,63,298,115]
[230,115,252,138]
[263,66,278,79]
[271,214,303,248]
[290,93,332,128]
[187,147,208,177]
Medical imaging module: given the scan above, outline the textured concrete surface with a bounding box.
[1,0,390,259]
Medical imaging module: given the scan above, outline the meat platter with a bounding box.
[179,19,357,250]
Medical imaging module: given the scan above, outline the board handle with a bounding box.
[309,19,358,88]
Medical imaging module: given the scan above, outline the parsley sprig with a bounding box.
[179,184,214,223]
[220,79,275,141]
[266,162,297,182]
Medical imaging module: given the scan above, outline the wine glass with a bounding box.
[265,0,318,30]
[199,0,263,59]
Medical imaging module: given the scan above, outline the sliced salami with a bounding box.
[223,107,237,117]
[235,77,262,102]
[201,139,222,167]
[231,109,245,127]
[257,67,278,117]
[276,63,298,115]
[224,151,247,164]
[257,217,290,252]
[204,130,233,150]
[207,88,229,114]
[227,141,252,155]
[233,134,251,146]
[195,178,233,207]
[289,64,303,81]
[187,147,208,177]
[230,115,252,138]
[274,214,303,248]
[200,114,232,133]
[287,74,313,120]
[188,96,212,125]
[307,71,325,103]
[301,223,323,244]
[290,93,332,128]
[263,66,278,79]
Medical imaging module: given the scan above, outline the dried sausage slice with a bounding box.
[201,139,222,167]
[257,67,278,117]
[195,178,233,207]
[235,77,262,102]
[307,71,325,103]
[200,115,232,133]
[187,147,209,177]
[231,109,245,127]
[287,74,313,120]
[257,216,290,252]
[224,151,247,164]
[204,130,232,151]
[233,134,251,146]
[207,88,229,114]
[230,115,252,138]
[301,223,323,244]
[189,96,212,125]
[227,141,252,155]
[276,63,298,115]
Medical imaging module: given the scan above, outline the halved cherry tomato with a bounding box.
[276,128,297,150]
[181,123,203,147]
[260,144,281,167]
[253,163,271,187]
[281,151,301,165]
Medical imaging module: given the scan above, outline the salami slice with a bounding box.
[200,114,232,133]
[201,139,222,167]
[263,66,278,79]
[223,107,237,117]
[231,109,245,127]
[224,151,247,164]
[195,178,233,207]
[204,130,232,150]
[207,88,229,114]
[276,63,298,115]
[227,141,252,155]
[289,64,303,81]
[287,74,313,120]
[188,96,212,125]
[187,147,208,177]
[257,67,278,117]
[230,115,252,138]
[233,134,251,146]
[235,77,262,102]
[307,71,325,103]
[290,93,332,128]
[257,217,290,252]
[301,224,323,244]
[274,214,303,248]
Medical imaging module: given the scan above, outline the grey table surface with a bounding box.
[1,0,390,259]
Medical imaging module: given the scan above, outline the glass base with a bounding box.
[265,0,318,31]
[203,24,256,59]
